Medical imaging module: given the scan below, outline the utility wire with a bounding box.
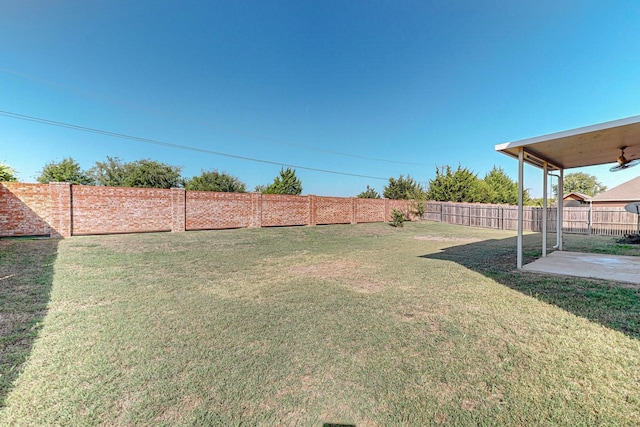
[0,66,429,166]
[0,110,389,180]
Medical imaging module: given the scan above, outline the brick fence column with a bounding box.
[49,182,72,238]
[350,197,356,224]
[384,198,390,222]
[250,192,262,228]
[308,195,317,226]
[171,188,186,232]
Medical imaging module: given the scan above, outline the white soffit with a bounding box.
[495,115,640,170]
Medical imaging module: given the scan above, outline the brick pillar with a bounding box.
[308,195,317,226]
[171,188,186,232]
[49,182,72,238]
[384,198,390,222]
[350,197,356,224]
[250,192,262,228]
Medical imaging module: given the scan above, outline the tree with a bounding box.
[261,167,302,195]
[357,185,380,199]
[528,197,552,207]
[483,166,530,205]
[122,159,182,189]
[88,156,129,187]
[383,175,425,200]
[427,165,491,203]
[88,157,184,189]
[37,157,94,185]
[0,162,18,182]
[553,172,607,197]
[185,169,246,192]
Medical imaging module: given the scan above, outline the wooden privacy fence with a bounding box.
[548,206,639,235]
[423,201,639,236]
[424,202,556,232]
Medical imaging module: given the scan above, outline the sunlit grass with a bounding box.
[1,223,639,425]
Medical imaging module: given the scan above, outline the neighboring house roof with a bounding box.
[563,192,590,201]
[590,176,640,202]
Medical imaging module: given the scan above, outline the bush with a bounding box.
[391,209,405,227]
[410,198,426,219]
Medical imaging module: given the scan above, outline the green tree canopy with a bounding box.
[483,165,530,205]
[427,165,491,203]
[0,162,18,182]
[88,157,183,188]
[357,185,380,199]
[261,167,302,195]
[185,169,246,192]
[88,156,129,187]
[122,159,182,189]
[383,175,425,200]
[528,197,549,207]
[37,157,94,185]
[553,172,607,197]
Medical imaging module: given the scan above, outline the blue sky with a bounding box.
[2,1,640,197]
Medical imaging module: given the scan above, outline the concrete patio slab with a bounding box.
[522,251,640,285]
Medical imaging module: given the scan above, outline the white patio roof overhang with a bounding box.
[495,115,640,269]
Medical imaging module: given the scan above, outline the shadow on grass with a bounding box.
[0,237,58,408]
[420,233,640,340]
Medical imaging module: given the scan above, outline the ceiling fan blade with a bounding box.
[610,159,640,172]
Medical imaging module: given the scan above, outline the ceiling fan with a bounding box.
[610,146,640,172]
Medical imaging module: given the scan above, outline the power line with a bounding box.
[0,109,389,181]
[0,66,429,166]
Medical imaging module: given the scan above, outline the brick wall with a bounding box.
[355,198,386,223]
[50,182,72,237]
[0,183,51,237]
[72,186,172,235]
[171,188,186,232]
[186,191,252,230]
[261,194,310,227]
[317,196,353,225]
[1,183,412,238]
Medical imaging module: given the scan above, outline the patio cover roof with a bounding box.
[495,115,640,171]
[495,114,640,271]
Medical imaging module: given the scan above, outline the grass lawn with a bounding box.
[1,222,639,426]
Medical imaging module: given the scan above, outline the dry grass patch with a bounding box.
[413,235,482,243]
[291,258,385,293]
